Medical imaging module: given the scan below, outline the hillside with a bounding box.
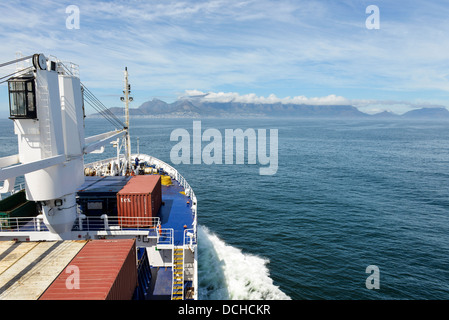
[90,98,449,119]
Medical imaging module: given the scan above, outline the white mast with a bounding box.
[121,67,133,172]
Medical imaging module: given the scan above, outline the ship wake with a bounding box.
[197,225,291,300]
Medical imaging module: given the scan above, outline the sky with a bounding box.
[1,0,449,116]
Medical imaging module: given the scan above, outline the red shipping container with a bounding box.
[39,239,137,300]
[116,175,162,227]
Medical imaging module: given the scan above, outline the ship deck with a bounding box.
[77,175,195,246]
[0,174,195,246]
[158,180,194,246]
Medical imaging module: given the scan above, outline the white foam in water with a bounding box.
[198,225,291,300]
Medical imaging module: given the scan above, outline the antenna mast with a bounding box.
[121,67,133,172]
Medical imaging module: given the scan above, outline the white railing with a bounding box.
[57,60,80,78]
[0,216,48,232]
[0,215,161,233]
[73,215,160,232]
[183,228,197,247]
[0,182,25,200]
[157,228,174,246]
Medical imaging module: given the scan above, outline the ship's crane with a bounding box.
[0,53,126,239]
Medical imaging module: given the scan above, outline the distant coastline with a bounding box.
[88,98,449,120]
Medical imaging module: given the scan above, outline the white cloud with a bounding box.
[183,90,351,105]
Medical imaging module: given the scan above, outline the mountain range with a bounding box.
[91,98,449,119]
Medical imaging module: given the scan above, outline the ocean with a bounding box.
[2,117,449,300]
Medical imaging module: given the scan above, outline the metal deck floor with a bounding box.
[158,180,194,246]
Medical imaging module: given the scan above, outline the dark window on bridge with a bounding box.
[8,76,37,119]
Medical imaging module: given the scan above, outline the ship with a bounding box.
[0,53,197,300]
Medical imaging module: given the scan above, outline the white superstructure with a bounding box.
[0,54,125,239]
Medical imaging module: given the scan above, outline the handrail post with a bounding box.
[36,214,43,231]
[101,214,109,230]
[78,214,86,231]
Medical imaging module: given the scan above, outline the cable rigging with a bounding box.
[0,55,125,131]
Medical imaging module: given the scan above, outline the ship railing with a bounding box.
[55,59,80,78]
[0,215,162,233]
[0,216,49,232]
[0,182,25,200]
[157,228,174,246]
[183,228,197,248]
[133,154,198,235]
[73,215,160,232]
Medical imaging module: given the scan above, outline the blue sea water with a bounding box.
[2,117,449,300]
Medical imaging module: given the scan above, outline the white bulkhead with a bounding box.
[59,73,85,157]
[14,67,85,201]
[12,58,85,236]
